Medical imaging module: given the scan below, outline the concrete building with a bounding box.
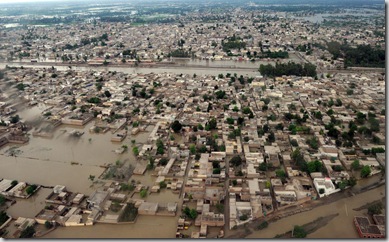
[313,177,339,198]
[354,216,385,238]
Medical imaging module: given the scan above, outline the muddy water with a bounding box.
[0,107,153,194]
[246,185,385,239]
[6,188,52,219]
[0,154,104,195]
[2,102,184,238]
[0,55,301,77]
[43,215,178,238]
[1,63,259,78]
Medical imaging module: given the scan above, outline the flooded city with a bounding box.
[0,99,185,238]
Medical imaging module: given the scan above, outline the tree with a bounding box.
[356,112,366,124]
[212,161,220,169]
[351,160,361,170]
[26,185,37,195]
[87,97,101,104]
[360,165,371,178]
[157,146,164,155]
[156,139,165,155]
[216,203,224,213]
[11,180,18,186]
[159,158,168,166]
[171,120,182,133]
[267,132,275,143]
[95,83,103,91]
[275,169,286,179]
[104,90,111,98]
[338,181,347,190]
[88,175,95,182]
[369,118,380,132]
[348,176,357,187]
[215,90,226,99]
[314,111,323,120]
[230,156,242,167]
[335,98,342,107]
[189,144,196,155]
[257,221,269,230]
[259,62,317,77]
[184,207,198,220]
[16,83,26,91]
[293,225,307,238]
[159,181,167,189]
[306,137,319,150]
[0,194,5,206]
[140,189,147,198]
[307,160,323,174]
[332,165,343,172]
[132,146,139,156]
[45,221,53,229]
[20,226,36,238]
[208,117,217,130]
[213,168,221,174]
[258,162,268,172]
[10,115,20,124]
[183,207,191,216]
[290,139,298,147]
[368,203,383,215]
[147,157,155,170]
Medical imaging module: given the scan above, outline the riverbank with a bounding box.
[1,60,260,70]
[0,62,260,77]
[274,213,339,238]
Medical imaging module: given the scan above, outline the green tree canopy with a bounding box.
[171,120,182,133]
[360,165,371,178]
[230,156,242,167]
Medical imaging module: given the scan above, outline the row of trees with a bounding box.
[258,50,289,59]
[167,49,190,58]
[327,41,385,68]
[259,62,317,77]
[222,35,247,52]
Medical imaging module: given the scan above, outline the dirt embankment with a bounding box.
[274,213,339,238]
[352,197,385,212]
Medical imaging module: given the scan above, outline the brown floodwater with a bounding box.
[1,102,185,238]
[246,184,385,239]
[6,188,52,219]
[0,64,384,238]
[0,103,154,194]
[42,215,179,238]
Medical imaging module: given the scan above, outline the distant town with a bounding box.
[0,0,385,239]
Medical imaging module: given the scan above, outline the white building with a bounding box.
[313,177,339,198]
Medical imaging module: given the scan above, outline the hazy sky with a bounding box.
[0,0,73,3]
[0,0,40,2]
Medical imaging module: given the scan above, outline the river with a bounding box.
[0,54,302,78]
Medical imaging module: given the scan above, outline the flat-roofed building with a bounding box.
[354,216,385,238]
